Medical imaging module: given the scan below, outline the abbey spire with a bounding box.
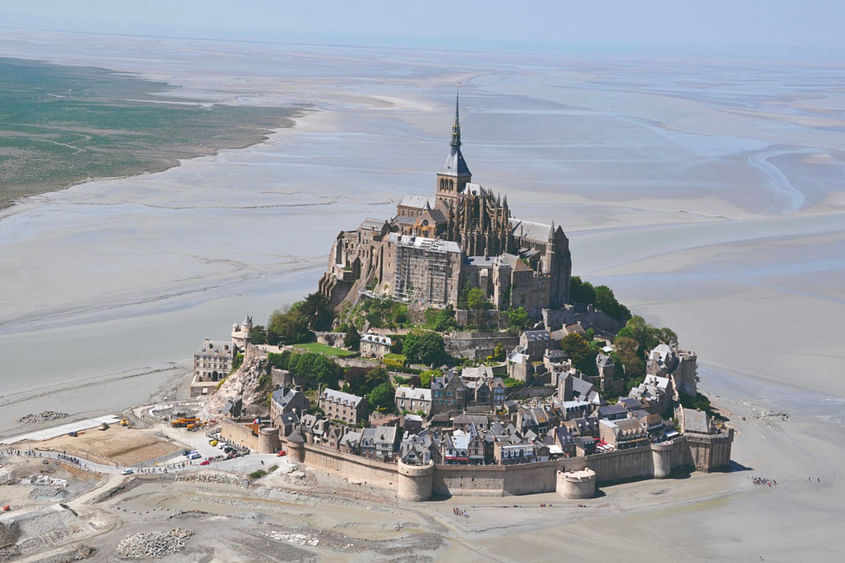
[436,85,472,207]
[451,88,461,148]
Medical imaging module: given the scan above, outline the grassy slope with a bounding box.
[0,57,300,207]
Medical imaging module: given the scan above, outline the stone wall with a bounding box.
[288,433,725,500]
[314,332,347,348]
[445,332,519,360]
[542,306,622,335]
[284,439,399,489]
[686,430,733,472]
[219,419,259,451]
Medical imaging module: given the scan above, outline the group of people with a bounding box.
[453,507,469,517]
[56,452,82,466]
[752,476,776,487]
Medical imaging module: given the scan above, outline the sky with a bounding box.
[3,0,845,59]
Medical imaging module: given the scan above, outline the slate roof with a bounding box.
[321,389,364,407]
[361,333,392,346]
[598,404,628,419]
[395,386,431,401]
[398,194,436,209]
[440,146,471,177]
[683,407,711,434]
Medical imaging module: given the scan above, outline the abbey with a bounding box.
[319,92,572,316]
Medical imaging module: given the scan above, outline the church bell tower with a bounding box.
[436,88,472,207]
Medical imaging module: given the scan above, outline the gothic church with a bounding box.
[318,91,572,317]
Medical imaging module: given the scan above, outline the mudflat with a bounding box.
[0,57,300,208]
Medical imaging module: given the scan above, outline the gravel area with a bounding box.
[17,411,69,425]
[41,544,96,562]
[115,529,193,559]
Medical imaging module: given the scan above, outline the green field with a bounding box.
[292,342,356,357]
[0,57,301,208]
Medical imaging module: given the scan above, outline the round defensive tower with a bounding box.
[258,427,280,454]
[287,430,306,463]
[397,460,434,501]
[556,468,596,499]
[651,441,674,479]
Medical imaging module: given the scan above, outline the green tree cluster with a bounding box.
[492,342,506,362]
[354,297,409,329]
[343,324,360,350]
[561,332,601,377]
[424,305,458,332]
[612,315,678,388]
[368,382,395,412]
[419,369,441,388]
[402,330,447,366]
[506,307,531,333]
[569,276,631,323]
[268,351,342,388]
[345,367,390,397]
[266,292,335,345]
[247,325,267,345]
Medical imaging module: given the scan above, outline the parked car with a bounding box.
[121,468,134,475]
[187,451,201,460]
[199,459,210,466]
[276,450,287,457]
[209,439,218,446]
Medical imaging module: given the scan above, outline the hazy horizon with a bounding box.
[3,0,845,62]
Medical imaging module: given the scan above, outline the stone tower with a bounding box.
[435,88,472,207]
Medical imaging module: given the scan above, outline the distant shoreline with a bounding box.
[0,56,306,211]
[0,120,300,212]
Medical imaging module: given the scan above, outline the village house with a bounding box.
[360,425,400,461]
[192,339,236,395]
[597,403,629,421]
[558,373,601,405]
[599,418,649,449]
[519,329,554,361]
[431,370,467,414]
[269,386,309,420]
[359,333,392,359]
[318,389,368,424]
[506,349,534,383]
[394,386,432,415]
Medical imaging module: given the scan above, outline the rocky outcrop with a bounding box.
[204,344,271,417]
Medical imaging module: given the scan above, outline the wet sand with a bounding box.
[0,29,843,560]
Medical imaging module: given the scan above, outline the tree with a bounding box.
[614,336,645,385]
[569,276,596,304]
[568,276,631,323]
[287,352,341,388]
[561,332,598,377]
[492,342,506,362]
[248,325,267,345]
[403,330,447,366]
[419,369,440,388]
[427,305,457,332]
[344,324,360,350]
[593,285,631,323]
[466,287,491,311]
[268,308,312,345]
[298,292,335,331]
[368,382,395,412]
[507,307,530,333]
[561,332,591,364]
[267,351,291,371]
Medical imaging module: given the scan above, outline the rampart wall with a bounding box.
[220,419,259,451]
[283,433,728,500]
[282,439,399,488]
